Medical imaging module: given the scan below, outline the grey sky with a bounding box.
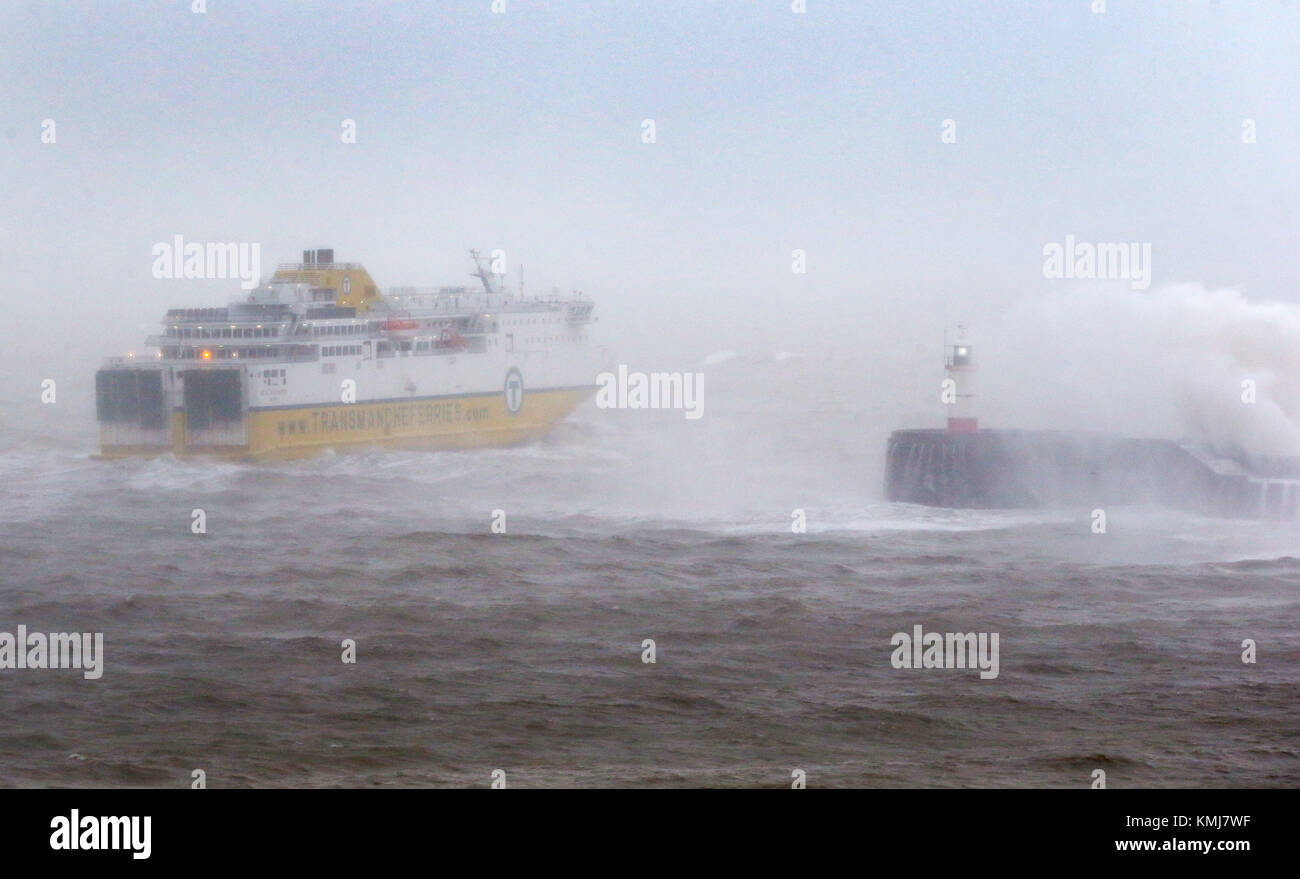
[2,1,1297,441]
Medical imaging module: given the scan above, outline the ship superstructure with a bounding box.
[96,249,603,458]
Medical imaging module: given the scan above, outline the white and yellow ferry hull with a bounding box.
[98,344,602,460]
[99,387,594,460]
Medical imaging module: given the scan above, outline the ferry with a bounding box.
[95,248,603,459]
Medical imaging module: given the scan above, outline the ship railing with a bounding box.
[383,287,582,308]
[101,356,153,368]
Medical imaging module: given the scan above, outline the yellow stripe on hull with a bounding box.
[95,444,175,459]
[100,388,594,460]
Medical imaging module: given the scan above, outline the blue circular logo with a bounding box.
[504,368,524,415]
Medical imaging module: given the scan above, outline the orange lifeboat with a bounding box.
[382,316,420,339]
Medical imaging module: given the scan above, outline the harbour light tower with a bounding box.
[945,330,977,432]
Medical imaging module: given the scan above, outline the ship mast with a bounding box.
[469,249,497,296]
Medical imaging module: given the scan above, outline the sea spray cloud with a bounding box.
[978,284,1300,455]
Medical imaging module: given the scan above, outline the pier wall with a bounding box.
[885,429,1300,519]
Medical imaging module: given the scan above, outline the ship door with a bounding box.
[181,369,247,448]
[95,368,169,449]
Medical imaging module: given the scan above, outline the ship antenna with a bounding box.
[469,249,496,296]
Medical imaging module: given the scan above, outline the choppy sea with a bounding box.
[1,356,1296,787]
